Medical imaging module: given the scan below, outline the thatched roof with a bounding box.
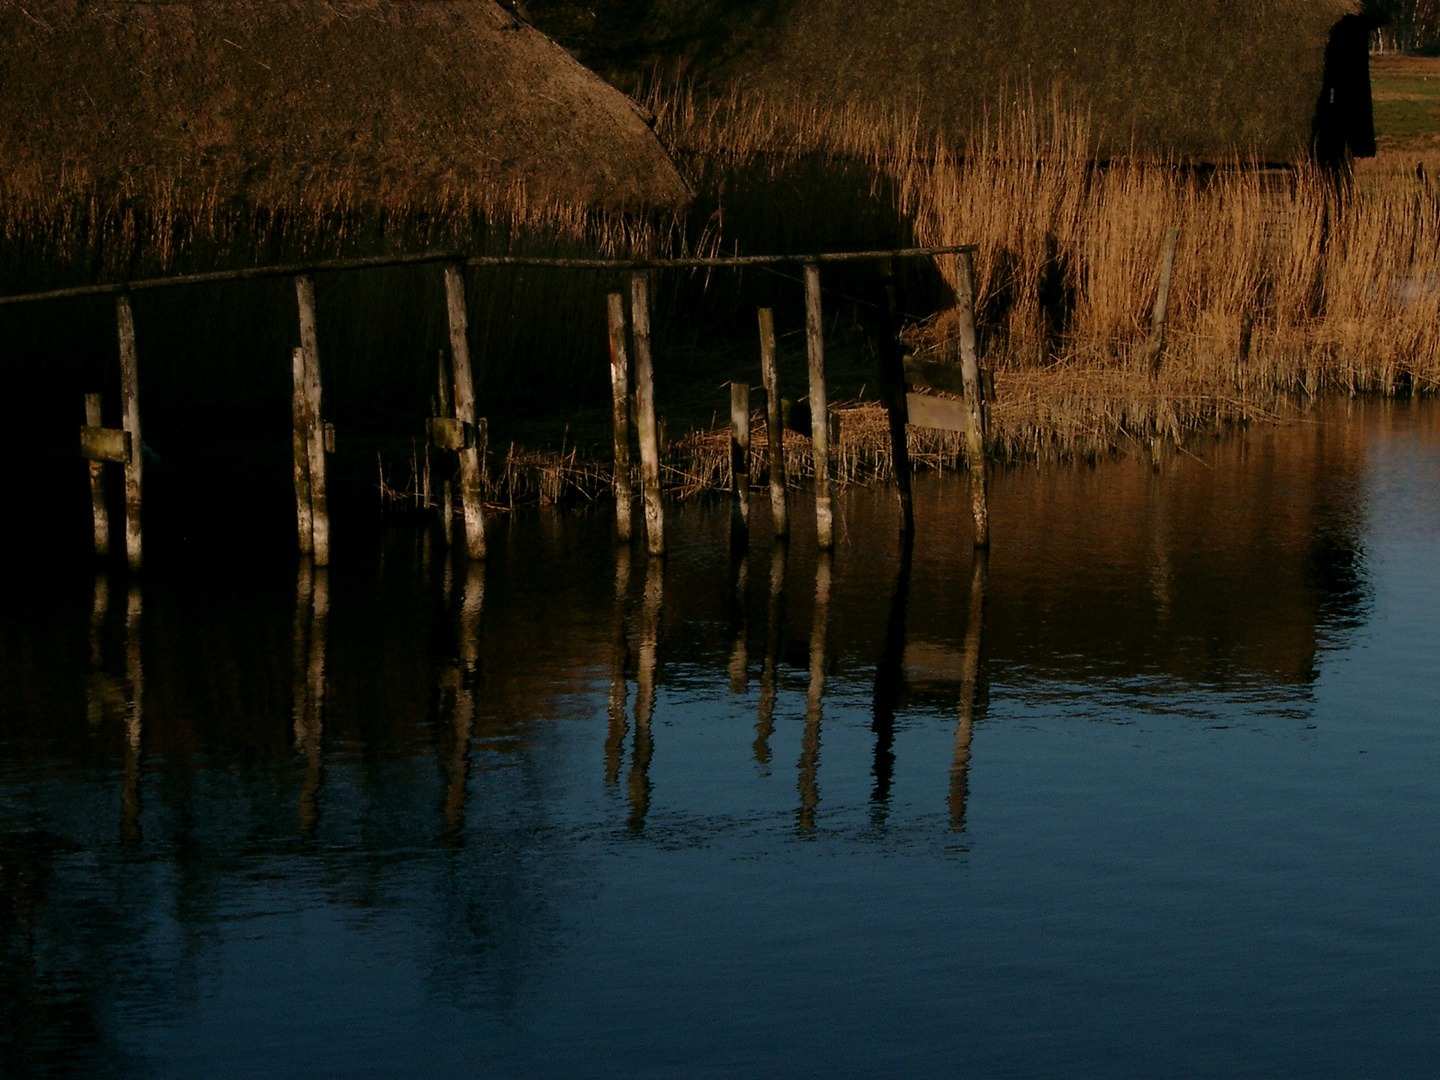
[0,0,691,213]
[708,0,1362,162]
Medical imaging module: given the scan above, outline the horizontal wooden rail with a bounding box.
[0,245,980,307]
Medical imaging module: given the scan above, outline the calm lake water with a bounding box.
[3,401,1438,1078]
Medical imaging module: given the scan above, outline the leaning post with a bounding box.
[954,251,989,547]
[730,381,751,539]
[630,271,664,557]
[758,307,789,539]
[607,292,633,543]
[85,393,110,557]
[1146,225,1180,375]
[444,263,487,560]
[803,263,833,551]
[115,294,143,571]
[295,275,330,566]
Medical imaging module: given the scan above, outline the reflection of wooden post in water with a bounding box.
[120,585,143,843]
[871,537,913,820]
[627,557,663,829]
[727,553,749,694]
[445,561,484,833]
[296,565,328,836]
[798,552,831,833]
[950,550,988,833]
[754,542,787,768]
[605,548,632,786]
[758,307,789,539]
[804,264,834,551]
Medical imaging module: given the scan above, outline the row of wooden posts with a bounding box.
[73,246,990,571]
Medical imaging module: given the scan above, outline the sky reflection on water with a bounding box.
[2,401,1438,1078]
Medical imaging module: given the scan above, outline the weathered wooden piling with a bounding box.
[1147,226,1181,375]
[84,394,110,556]
[607,292,633,543]
[758,307,789,539]
[294,275,330,566]
[290,347,314,556]
[803,263,833,550]
[434,349,456,548]
[730,381,751,538]
[630,271,664,557]
[954,251,990,547]
[875,260,915,536]
[115,295,143,571]
[444,264,487,560]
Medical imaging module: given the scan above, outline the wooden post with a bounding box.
[114,296,143,571]
[436,349,455,548]
[803,263,833,551]
[954,252,989,547]
[630,271,664,557]
[295,275,330,566]
[444,264,487,560]
[290,347,314,555]
[730,381,750,539]
[956,253,990,550]
[607,292,633,543]
[85,393,110,557]
[758,308,789,539]
[1147,226,1180,375]
[875,259,914,536]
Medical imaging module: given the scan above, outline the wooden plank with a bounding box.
[758,307,788,539]
[803,263,833,551]
[115,295,143,571]
[607,292,633,543]
[730,381,750,539]
[444,264,487,560]
[955,251,989,547]
[630,271,664,557]
[84,395,110,556]
[295,275,330,566]
[80,424,131,464]
[905,392,971,432]
[290,347,313,556]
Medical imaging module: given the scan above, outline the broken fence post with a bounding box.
[954,251,989,548]
[630,271,664,557]
[444,263,487,560]
[803,262,833,551]
[607,291,633,543]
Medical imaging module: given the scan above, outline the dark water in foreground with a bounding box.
[3,402,1439,1078]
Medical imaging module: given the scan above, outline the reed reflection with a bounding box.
[627,556,663,830]
[605,548,632,786]
[754,542,787,770]
[950,551,988,833]
[443,560,484,834]
[120,583,142,845]
[871,536,913,823]
[292,559,328,837]
[798,552,831,833]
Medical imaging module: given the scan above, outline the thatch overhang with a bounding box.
[683,0,1368,164]
[0,0,692,221]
